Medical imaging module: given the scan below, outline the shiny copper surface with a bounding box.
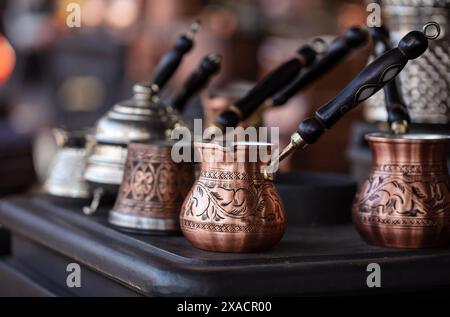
[110,142,195,233]
[180,142,286,252]
[353,133,450,248]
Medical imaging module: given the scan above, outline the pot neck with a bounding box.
[369,139,449,166]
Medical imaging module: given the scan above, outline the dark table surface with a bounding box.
[1,195,450,296]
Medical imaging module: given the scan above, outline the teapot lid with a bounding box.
[93,82,171,144]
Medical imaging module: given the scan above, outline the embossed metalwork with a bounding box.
[364,0,450,124]
[84,83,173,195]
[352,133,450,248]
[180,142,286,252]
[109,142,195,233]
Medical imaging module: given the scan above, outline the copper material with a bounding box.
[353,133,450,248]
[180,142,286,252]
[110,141,195,233]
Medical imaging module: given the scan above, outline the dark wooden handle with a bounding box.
[215,46,316,128]
[298,30,428,144]
[370,26,410,126]
[172,54,222,112]
[272,26,369,107]
[150,34,194,90]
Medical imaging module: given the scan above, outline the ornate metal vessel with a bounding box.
[352,133,450,248]
[180,142,286,252]
[82,22,199,214]
[44,129,91,200]
[364,0,450,124]
[180,27,435,253]
[110,141,195,233]
[83,83,170,200]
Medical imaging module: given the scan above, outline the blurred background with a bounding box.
[0,0,371,197]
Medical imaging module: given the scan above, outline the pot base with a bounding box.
[181,226,284,253]
[353,215,450,249]
[109,210,180,234]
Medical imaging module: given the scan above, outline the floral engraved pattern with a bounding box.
[181,174,285,234]
[354,165,450,218]
[113,147,195,217]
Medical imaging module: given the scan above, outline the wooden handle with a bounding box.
[172,53,222,112]
[298,30,428,144]
[370,26,410,129]
[150,22,200,90]
[215,45,316,128]
[272,26,369,107]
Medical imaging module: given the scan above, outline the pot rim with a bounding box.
[365,132,450,143]
[194,140,275,151]
[129,139,191,148]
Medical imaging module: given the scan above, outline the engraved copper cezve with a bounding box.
[180,142,286,252]
[352,133,450,248]
[109,142,195,232]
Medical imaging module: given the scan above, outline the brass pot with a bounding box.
[180,142,286,252]
[110,141,195,233]
[352,133,450,248]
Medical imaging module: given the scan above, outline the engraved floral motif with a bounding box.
[354,167,450,217]
[183,180,284,225]
[113,146,195,217]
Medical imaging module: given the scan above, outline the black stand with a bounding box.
[1,195,450,296]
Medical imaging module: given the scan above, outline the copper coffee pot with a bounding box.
[83,22,200,214]
[109,141,195,233]
[352,23,450,248]
[180,26,436,253]
[106,54,221,232]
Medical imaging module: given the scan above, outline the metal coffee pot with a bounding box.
[353,133,450,248]
[83,22,200,214]
[44,129,91,200]
[109,141,196,233]
[105,39,317,233]
[180,27,435,252]
[103,53,222,232]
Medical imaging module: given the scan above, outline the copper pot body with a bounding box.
[109,142,195,233]
[352,133,450,248]
[180,142,286,252]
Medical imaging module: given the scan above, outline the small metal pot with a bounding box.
[110,141,195,233]
[44,129,91,200]
[180,142,286,253]
[352,133,450,248]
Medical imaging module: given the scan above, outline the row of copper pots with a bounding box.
[111,24,450,253]
[44,24,450,253]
